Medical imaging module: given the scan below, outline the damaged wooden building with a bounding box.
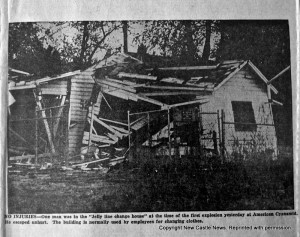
[8,52,282,163]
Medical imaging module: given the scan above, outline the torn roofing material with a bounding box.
[92,54,279,110]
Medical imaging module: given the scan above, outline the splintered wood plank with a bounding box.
[98,80,136,93]
[53,96,66,138]
[10,153,57,161]
[110,125,129,134]
[118,72,157,81]
[107,133,118,142]
[90,115,123,138]
[34,92,56,153]
[98,117,128,127]
[82,135,115,144]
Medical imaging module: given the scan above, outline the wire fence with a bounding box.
[8,105,69,163]
[128,108,222,161]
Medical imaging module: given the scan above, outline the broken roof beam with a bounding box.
[146,65,219,71]
[139,91,202,97]
[105,77,137,86]
[166,98,209,109]
[35,70,81,84]
[102,88,138,101]
[136,94,167,107]
[271,99,283,106]
[98,80,136,93]
[247,61,278,94]
[9,68,32,76]
[110,125,130,134]
[102,86,166,107]
[118,72,157,81]
[267,66,291,85]
[9,84,36,90]
[98,117,128,127]
[140,85,214,92]
[90,115,124,138]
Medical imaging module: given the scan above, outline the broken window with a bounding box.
[231,101,257,132]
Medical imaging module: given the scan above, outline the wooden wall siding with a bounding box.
[201,66,277,155]
[68,70,95,155]
[40,80,68,95]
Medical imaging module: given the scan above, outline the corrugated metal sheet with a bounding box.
[68,71,95,155]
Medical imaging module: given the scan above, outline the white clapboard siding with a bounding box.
[201,65,277,155]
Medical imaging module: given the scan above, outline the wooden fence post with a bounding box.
[217,110,221,156]
[221,110,226,162]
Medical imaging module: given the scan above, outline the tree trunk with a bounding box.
[79,21,89,69]
[122,21,128,54]
[202,20,212,63]
[182,21,197,65]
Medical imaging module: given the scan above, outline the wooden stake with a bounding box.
[53,96,66,138]
[33,91,56,153]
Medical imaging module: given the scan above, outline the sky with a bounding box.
[36,21,219,63]
[37,21,144,62]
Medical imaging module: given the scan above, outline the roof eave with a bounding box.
[214,60,279,94]
[247,61,278,94]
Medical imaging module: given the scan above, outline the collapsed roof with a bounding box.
[92,53,278,110]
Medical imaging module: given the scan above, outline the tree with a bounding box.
[9,23,62,77]
[216,20,290,76]
[134,20,217,65]
[122,21,128,53]
[216,20,292,146]
[42,21,122,70]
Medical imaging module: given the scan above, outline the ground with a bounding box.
[8,152,294,213]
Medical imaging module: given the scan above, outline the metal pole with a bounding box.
[198,107,203,157]
[217,110,221,156]
[35,108,38,164]
[167,108,172,160]
[65,104,70,164]
[128,110,131,150]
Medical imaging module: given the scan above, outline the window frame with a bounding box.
[231,101,257,132]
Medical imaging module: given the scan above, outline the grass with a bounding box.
[8,150,294,213]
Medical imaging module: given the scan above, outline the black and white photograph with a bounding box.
[7,20,294,214]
